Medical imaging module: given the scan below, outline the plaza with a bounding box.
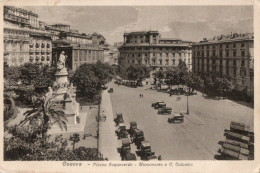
[99,81,254,160]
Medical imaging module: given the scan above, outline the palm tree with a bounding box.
[20,95,67,145]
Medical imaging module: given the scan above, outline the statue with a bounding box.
[57,51,67,70]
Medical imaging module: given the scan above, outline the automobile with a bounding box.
[114,113,124,126]
[168,113,184,123]
[151,101,164,108]
[158,107,172,114]
[108,88,114,93]
[124,152,137,160]
[132,129,145,148]
[128,121,137,137]
[154,102,166,109]
[120,138,131,160]
[139,141,157,160]
[116,123,128,139]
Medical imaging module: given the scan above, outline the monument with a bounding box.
[48,51,85,133]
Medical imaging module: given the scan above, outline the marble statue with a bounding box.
[57,51,67,70]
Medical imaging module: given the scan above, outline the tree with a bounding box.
[72,62,114,99]
[204,77,214,97]
[4,126,104,161]
[19,96,67,146]
[69,133,80,150]
[125,64,150,86]
[155,70,165,89]
[221,78,232,99]
[178,59,188,74]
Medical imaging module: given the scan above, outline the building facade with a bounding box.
[3,6,52,66]
[118,31,192,76]
[52,45,104,71]
[4,22,52,66]
[4,6,39,28]
[192,33,254,97]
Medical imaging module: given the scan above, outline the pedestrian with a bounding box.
[158,155,162,160]
[142,94,144,97]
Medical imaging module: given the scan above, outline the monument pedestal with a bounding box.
[49,67,84,133]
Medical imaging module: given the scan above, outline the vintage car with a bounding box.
[128,121,137,137]
[124,153,137,160]
[154,102,166,109]
[108,88,114,93]
[139,141,157,160]
[168,113,184,123]
[116,123,128,139]
[120,138,137,160]
[132,129,145,148]
[114,113,124,125]
[151,101,164,108]
[158,107,172,114]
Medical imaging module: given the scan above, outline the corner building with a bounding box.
[118,31,192,76]
[192,33,254,97]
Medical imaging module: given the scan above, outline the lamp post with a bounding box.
[186,93,189,115]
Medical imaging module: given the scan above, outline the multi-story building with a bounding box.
[3,6,52,66]
[4,6,39,28]
[46,24,92,44]
[118,31,192,76]
[4,22,52,66]
[91,32,106,46]
[192,33,254,97]
[52,44,104,70]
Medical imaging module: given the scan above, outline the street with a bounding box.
[108,82,254,160]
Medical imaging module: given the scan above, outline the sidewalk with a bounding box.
[99,90,121,160]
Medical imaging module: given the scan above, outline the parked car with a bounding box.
[114,113,124,126]
[168,113,184,123]
[120,138,131,159]
[139,141,157,160]
[116,123,128,139]
[151,101,164,108]
[128,121,137,137]
[158,107,172,114]
[108,88,113,93]
[132,129,145,148]
[154,102,166,109]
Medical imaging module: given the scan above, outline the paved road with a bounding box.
[108,82,254,160]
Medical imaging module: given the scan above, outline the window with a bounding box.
[166,53,169,57]
[226,51,229,57]
[128,60,130,64]
[241,43,245,47]
[233,51,236,57]
[241,51,245,57]
[233,60,236,66]
[241,60,245,67]
[173,59,175,65]
[233,43,236,48]
[166,59,169,65]
[159,60,162,65]
[226,44,229,48]
[132,60,134,63]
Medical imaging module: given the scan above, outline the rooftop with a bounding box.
[194,32,254,45]
[5,6,38,17]
[124,31,159,35]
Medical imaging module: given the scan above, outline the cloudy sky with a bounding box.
[23,6,253,44]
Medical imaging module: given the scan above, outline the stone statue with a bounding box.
[57,51,67,70]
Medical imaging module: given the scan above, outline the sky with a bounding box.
[22,6,253,44]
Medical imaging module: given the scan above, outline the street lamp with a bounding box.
[186,94,189,115]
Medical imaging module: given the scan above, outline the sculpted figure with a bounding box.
[57,51,67,69]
